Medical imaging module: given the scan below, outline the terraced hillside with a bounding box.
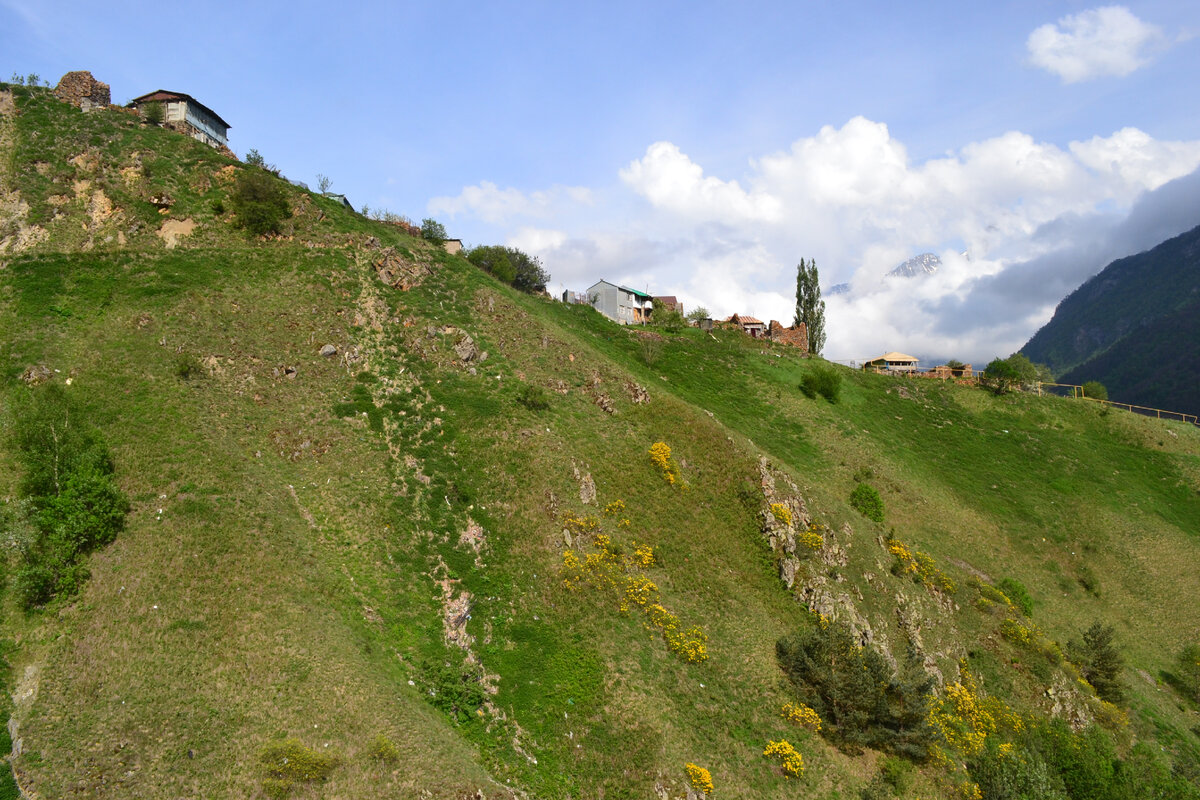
[2,83,1200,800]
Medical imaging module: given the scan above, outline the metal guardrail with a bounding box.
[1035,383,1198,425]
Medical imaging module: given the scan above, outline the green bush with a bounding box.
[799,365,842,403]
[1081,381,1108,402]
[516,383,550,412]
[6,385,128,608]
[367,734,400,764]
[260,738,339,798]
[849,483,884,524]
[141,101,164,125]
[231,169,291,236]
[1068,622,1125,704]
[997,577,1034,617]
[969,738,1068,800]
[420,217,447,244]
[466,245,549,293]
[777,619,935,759]
[1172,643,1200,704]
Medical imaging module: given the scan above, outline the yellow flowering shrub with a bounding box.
[888,537,956,593]
[558,501,707,663]
[798,523,825,550]
[685,763,714,795]
[929,667,1022,760]
[781,702,822,730]
[769,502,793,526]
[563,512,600,535]
[630,542,658,568]
[763,739,804,777]
[649,441,684,486]
[621,574,660,611]
[603,499,626,516]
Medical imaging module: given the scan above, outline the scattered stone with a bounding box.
[149,192,174,209]
[579,473,596,505]
[626,381,650,404]
[156,218,196,249]
[20,364,52,384]
[453,334,480,362]
[319,344,338,358]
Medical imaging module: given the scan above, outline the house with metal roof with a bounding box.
[864,352,920,372]
[128,90,230,148]
[586,280,653,325]
[723,314,767,338]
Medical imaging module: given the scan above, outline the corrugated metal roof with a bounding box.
[128,90,232,130]
[619,285,653,299]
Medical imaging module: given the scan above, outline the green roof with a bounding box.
[619,285,653,299]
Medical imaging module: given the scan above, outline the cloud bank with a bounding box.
[1026,6,1166,82]
[432,118,1200,365]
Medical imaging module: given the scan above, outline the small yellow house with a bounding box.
[864,352,919,372]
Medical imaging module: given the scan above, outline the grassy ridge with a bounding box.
[2,82,1200,799]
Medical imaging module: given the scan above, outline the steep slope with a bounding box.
[1060,299,1200,415]
[3,82,1200,800]
[1022,222,1200,407]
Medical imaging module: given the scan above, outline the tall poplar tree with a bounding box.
[793,259,826,356]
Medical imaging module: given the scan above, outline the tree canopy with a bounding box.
[794,259,826,355]
[467,245,550,294]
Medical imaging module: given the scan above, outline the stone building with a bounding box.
[128,90,230,148]
[767,320,809,354]
[54,71,111,112]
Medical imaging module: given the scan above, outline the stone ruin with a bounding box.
[767,319,809,354]
[54,71,110,112]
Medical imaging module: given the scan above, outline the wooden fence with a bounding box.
[1034,383,1198,425]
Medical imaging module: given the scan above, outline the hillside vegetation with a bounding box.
[3,83,1200,800]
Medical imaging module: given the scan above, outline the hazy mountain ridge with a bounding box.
[1022,222,1200,413]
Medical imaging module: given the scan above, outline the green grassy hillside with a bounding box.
[3,83,1200,799]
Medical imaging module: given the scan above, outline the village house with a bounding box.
[442,239,464,255]
[864,352,920,373]
[128,90,230,149]
[723,314,767,338]
[587,280,653,325]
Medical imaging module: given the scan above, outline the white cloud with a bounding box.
[619,141,782,223]
[438,118,1200,365]
[1027,6,1166,83]
[428,181,592,224]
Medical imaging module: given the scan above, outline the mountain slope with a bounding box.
[3,82,1200,800]
[1022,223,1200,409]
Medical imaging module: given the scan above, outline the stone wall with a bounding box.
[54,71,110,112]
[767,320,809,355]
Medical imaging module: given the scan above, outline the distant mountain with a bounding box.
[887,252,940,278]
[1022,222,1200,414]
[826,282,851,296]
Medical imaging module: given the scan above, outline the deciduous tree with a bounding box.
[794,259,826,355]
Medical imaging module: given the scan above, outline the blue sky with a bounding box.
[4,1,1199,362]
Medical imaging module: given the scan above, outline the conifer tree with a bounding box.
[793,259,826,356]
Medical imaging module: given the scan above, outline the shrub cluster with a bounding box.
[259,738,340,798]
[466,244,550,294]
[5,385,128,608]
[684,762,713,794]
[776,616,935,759]
[849,483,884,523]
[996,577,1034,617]
[231,169,292,236]
[763,739,805,777]
[799,365,842,403]
[1067,622,1125,705]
